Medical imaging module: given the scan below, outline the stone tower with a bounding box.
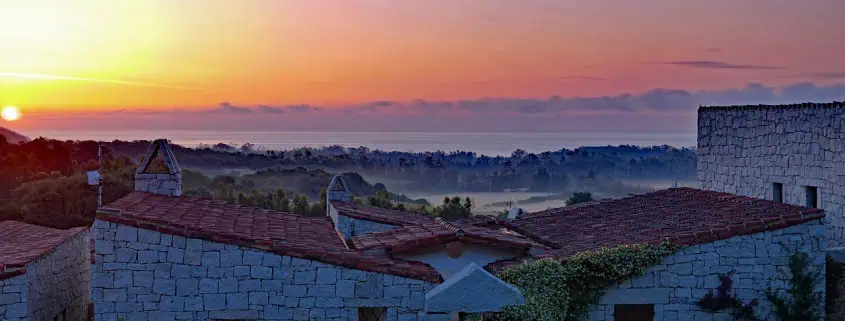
[697,102,845,246]
[134,139,182,196]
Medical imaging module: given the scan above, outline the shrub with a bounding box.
[497,241,679,321]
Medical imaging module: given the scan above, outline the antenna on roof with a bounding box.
[87,143,104,207]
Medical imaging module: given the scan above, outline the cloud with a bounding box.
[257,105,285,114]
[660,60,783,70]
[807,72,845,79]
[61,81,845,121]
[215,102,254,114]
[0,72,202,90]
[706,48,722,53]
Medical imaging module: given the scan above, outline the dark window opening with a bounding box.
[806,186,819,208]
[773,183,783,203]
[359,307,387,321]
[614,304,655,321]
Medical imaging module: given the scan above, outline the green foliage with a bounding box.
[565,192,594,206]
[766,251,823,321]
[497,241,679,321]
[432,196,473,221]
[697,273,758,320]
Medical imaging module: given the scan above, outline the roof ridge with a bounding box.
[434,217,463,235]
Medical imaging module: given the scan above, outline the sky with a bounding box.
[1,0,845,133]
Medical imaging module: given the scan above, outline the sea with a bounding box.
[24,130,697,156]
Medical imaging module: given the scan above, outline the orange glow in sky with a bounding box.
[1,0,844,112]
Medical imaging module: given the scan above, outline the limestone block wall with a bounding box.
[0,275,28,321]
[588,220,826,321]
[28,230,91,321]
[336,214,398,239]
[0,230,90,321]
[134,173,182,197]
[697,106,845,246]
[91,219,435,321]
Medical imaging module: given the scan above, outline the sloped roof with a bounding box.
[509,187,825,259]
[99,192,442,283]
[0,221,88,279]
[330,200,433,226]
[348,218,538,254]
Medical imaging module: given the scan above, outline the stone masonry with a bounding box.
[0,275,28,321]
[0,230,91,321]
[336,214,398,239]
[91,219,435,321]
[588,220,826,321]
[698,104,845,246]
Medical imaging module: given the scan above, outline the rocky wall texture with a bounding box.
[134,173,182,197]
[588,220,826,321]
[91,219,435,321]
[336,214,398,239]
[28,230,91,321]
[0,275,28,321]
[0,230,90,321]
[697,106,845,246]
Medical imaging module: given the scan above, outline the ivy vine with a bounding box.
[496,241,680,321]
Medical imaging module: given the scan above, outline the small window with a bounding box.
[806,186,819,208]
[773,183,783,203]
[614,304,654,321]
[359,307,386,321]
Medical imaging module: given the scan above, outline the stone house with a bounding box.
[92,136,830,321]
[91,140,528,321]
[0,220,91,321]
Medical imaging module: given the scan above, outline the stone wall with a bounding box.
[0,275,28,321]
[588,220,826,321]
[28,230,91,321]
[336,214,398,239]
[134,173,182,197]
[91,219,435,321]
[697,106,845,246]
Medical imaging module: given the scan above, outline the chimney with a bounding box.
[327,175,351,203]
[135,139,182,196]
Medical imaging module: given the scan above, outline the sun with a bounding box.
[1,106,22,122]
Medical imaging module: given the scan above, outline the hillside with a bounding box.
[0,127,29,144]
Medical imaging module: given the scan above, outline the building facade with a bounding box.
[0,221,91,321]
[698,102,845,246]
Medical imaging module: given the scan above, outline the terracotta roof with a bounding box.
[348,218,536,254]
[699,101,845,112]
[330,201,434,226]
[99,192,442,283]
[510,187,825,259]
[0,221,88,279]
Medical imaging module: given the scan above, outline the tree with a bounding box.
[566,192,594,206]
[531,168,551,192]
[433,196,472,221]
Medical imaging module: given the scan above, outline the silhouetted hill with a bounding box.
[0,127,29,144]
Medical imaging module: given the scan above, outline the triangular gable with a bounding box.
[328,176,348,191]
[327,175,351,202]
[136,139,182,175]
[424,263,524,313]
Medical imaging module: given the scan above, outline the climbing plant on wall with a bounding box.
[496,241,680,321]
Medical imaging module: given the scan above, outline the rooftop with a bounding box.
[510,187,825,259]
[99,192,443,283]
[348,218,539,254]
[0,220,88,279]
[330,200,434,226]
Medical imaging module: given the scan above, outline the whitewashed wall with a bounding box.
[698,106,845,246]
[91,219,435,321]
[588,220,825,321]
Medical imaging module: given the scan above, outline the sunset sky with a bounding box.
[2,0,845,132]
